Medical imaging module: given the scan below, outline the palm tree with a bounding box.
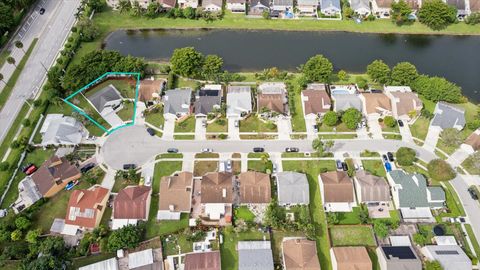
[312,138,325,155]
[6,56,16,68]
[14,41,25,54]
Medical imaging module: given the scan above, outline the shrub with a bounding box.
[341,108,362,130]
[323,111,338,126]
[0,161,9,171]
[383,116,397,128]
[427,159,456,181]
[396,147,417,166]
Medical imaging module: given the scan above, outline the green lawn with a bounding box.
[465,224,480,259]
[117,101,135,122]
[194,160,218,176]
[220,227,269,270]
[318,122,352,132]
[247,160,272,173]
[367,247,381,270]
[381,123,399,133]
[195,153,219,158]
[461,155,480,175]
[409,116,430,142]
[438,182,466,218]
[206,117,228,132]
[145,107,165,129]
[239,115,277,133]
[361,160,386,177]
[174,134,195,140]
[283,160,335,270]
[318,134,357,139]
[337,207,362,225]
[329,226,376,247]
[360,150,380,157]
[383,134,402,140]
[71,253,116,269]
[162,232,193,256]
[436,139,458,155]
[287,76,307,132]
[174,115,196,133]
[234,206,255,222]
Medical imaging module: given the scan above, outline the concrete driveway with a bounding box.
[305,118,317,140]
[447,148,470,167]
[399,123,413,143]
[277,117,292,140]
[367,118,383,139]
[195,117,206,140]
[228,117,240,140]
[162,115,175,140]
[423,127,441,152]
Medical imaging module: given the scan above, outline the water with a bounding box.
[104,29,480,102]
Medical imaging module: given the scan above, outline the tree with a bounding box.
[0,3,14,34]
[302,55,333,82]
[337,70,348,81]
[130,1,144,17]
[107,224,142,251]
[465,152,480,171]
[427,159,456,182]
[373,220,389,238]
[11,229,22,241]
[383,116,397,128]
[411,75,463,103]
[263,199,286,228]
[366,60,391,84]
[425,260,444,270]
[202,55,223,80]
[396,147,417,166]
[15,216,31,230]
[23,236,69,270]
[262,10,270,19]
[88,0,106,11]
[118,0,131,13]
[355,76,368,89]
[145,2,161,18]
[440,128,462,147]
[327,212,339,225]
[323,111,338,126]
[390,0,413,25]
[419,0,457,30]
[391,62,418,86]
[312,138,325,155]
[78,19,99,42]
[7,56,16,67]
[341,108,362,130]
[14,40,25,54]
[183,7,196,19]
[25,229,41,244]
[170,47,204,77]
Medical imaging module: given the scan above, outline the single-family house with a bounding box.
[471,0,480,12]
[194,86,222,117]
[202,0,223,11]
[297,0,319,15]
[87,84,123,115]
[276,172,310,206]
[330,247,372,270]
[200,172,234,222]
[320,0,341,16]
[372,0,393,18]
[227,85,252,118]
[360,92,392,119]
[447,0,468,17]
[12,155,80,213]
[178,0,199,8]
[184,251,222,270]
[163,88,193,119]
[421,245,471,270]
[106,0,156,9]
[249,0,271,15]
[350,0,371,16]
[238,171,271,205]
[257,82,288,115]
[461,129,480,154]
[139,79,165,103]
[40,114,89,146]
[405,0,420,10]
[238,241,274,270]
[301,83,331,119]
[434,236,458,246]
[376,246,422,270]
[272,0,294,11]
[384,86,422,121]
[226,0,247,12]
[354,170,390,218]
[64,185,110,234]
[387,170,445,222]
[158,0,177,9]
[282,238,321,270]
[112,185,151,230]
[431,102,466,131]
[331,94,363,112]
[127,248,163,269]
[79,258,118,270]
[157,172,193,220]
[319,171,356,212]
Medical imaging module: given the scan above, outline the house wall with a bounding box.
[44,173,81,198]
[178,0,199,8]
[227,3,246,11]
[386,173,401,209]
[298,4,318,13]
[321,6,341,15]
[330,249,339,270]
[376,248,388,270]
[93,191,110,229]
[203,4,222,11]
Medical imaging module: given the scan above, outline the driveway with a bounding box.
[447,148,470,167]
[162,115,175,140]
[423,127,441,152]
[195,117,206,140]
[102,108,123,128]
[277,117,292,140]
[367,117,383,139]
[399,123,413,143]
[305,118,317,140]
[228,117,240,140]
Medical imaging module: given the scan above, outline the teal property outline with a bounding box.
[63,72,140,135]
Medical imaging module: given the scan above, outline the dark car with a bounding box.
[336,160,343,170]
[146,128,155,136]
[387,152,394,162]
[285,147,299,153]
[468,188,478,200]
[21,163,34,173]
[398,119,404,127]
[382,154,388,162]
[167,148,179,153]
[253,147,264,153]
[341,162,348,171]
[80,163,95,173]
[39,8,45,15]
[25,165,37,175]
[123,164,136,170]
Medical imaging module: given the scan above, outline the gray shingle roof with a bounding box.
[227,86,252,117]
[276,172,310,205]
[321,0,341,10]
[431,102,466,130]
[422,245,471,270]
[194,96,221,115]
[428,186,446,201]
[333,94,363,112]
[350,0,370,10]
[87,85,122,113]
[238,241,274,270]
[41,114,86,146]
[163,88,192,115]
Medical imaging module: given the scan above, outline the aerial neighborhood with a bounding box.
[0,0,479,270]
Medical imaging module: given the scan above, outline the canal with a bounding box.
[104,29,480,102]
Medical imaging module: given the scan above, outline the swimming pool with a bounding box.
[331,89,351,95]
[330,85,357,95]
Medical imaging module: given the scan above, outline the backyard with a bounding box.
[329,226,376,247]
[84,78,137,99]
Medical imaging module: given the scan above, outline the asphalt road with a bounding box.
[450,176,480,244]
[0,0,80,143]
[101,125,438,170]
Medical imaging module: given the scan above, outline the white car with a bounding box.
[226,160,232,171]
[201,148,213,153]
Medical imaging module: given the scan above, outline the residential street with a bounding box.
[450,175,480,243]
[0,0,80,143]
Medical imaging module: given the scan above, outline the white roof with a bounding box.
[79,258,118,270]
[384,86,412,93]
[421,245,471,270]
[204,84,222,90]
[61,223,80,236]
[205,203,225,220]
[400,207,433,219]
[435,236,457,246]
[111,219,138,230]
[238,240,271,250]
[128,249,154,269]
[390,236,412,246]
[157,210,181,220]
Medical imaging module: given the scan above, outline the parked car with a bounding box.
[234,120,239,128]
[285,147,299,153]
[382,154,389,162]
[341,162,348,171]
[398,119,404,127]
[226,160,232,171]
[21,163,34,173]
[39,7,45,14]
[167,148,179,153]
[272,164,277,173]
[384,162,392,172]
[313,124,318,133]
[146,127,155,136]
[80,163,95,173]
[387,152,394,162]
[468,187,478,200]
[202,148,213,153]
[253,147,264,153]
[65,180,79,191]
[25,165,37,175]
[336,160,343,170]
[123,164,136,170]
